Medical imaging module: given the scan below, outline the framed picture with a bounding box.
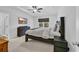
[18,17,27,24]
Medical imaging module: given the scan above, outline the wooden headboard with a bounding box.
[59,17,65,40]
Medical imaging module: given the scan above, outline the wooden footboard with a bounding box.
[25,34,54,44]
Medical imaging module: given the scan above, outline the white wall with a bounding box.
[76,7,79,42]
[58,6,76,51]
[33,17,39,28]
[49,16,58,28]
[75,7,79,52]
[0,7,34,39]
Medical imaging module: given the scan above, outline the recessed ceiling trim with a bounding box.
[17,6,33,16]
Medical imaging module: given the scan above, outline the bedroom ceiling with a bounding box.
[17,6,60,17]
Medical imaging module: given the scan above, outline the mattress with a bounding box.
[26,27,61,39]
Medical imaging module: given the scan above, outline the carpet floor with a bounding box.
[8,36,54,52]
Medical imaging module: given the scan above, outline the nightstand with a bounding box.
[54,36,69,52]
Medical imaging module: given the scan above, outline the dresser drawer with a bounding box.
[0,42,8,52]
[54,41,67,48]
[54,46,67,52]
[0,47,3,52]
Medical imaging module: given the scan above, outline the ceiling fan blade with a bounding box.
[38,8,43,10]
[32,6,34,8]
[37,10,41,13]
[32,6,37,9]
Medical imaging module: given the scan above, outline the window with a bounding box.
[44,22,49,27]
[39,22,49,27]
[39,22,43,27]
[38,18,49,27]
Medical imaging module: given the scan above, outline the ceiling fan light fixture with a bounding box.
[28,6,43,13]
[33,9,37,12]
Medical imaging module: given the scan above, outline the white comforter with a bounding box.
[26,27,61,39]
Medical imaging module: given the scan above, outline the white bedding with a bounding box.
[26,28,44,37]
[26,27,61,39]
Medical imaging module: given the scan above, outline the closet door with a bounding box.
[0,13,9,38]
[4,14,9,37]
[0,13,4,36]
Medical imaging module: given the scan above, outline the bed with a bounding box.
[25,24,61,44]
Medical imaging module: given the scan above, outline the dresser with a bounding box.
[0,37,8,52]
[54,36,69,52]
[17,26,30,37]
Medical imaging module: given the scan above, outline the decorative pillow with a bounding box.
[53,24,60,32]
[53,24,58,31]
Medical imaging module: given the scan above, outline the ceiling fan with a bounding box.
[28,6,43,13]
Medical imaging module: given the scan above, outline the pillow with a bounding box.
[53,24,60,32]
[56,25,60,32]
[53,24,58,31]
[30,27,40,30]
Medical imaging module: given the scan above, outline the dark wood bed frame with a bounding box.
[25,34,54,44]
[25,17,65,44]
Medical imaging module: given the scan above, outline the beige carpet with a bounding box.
[8,36,54,52]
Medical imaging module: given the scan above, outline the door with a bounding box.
[4,14,9,38]
[0,13,9,39]
[0,13,4,36]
